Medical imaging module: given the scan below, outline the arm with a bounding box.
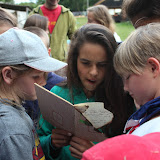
[67,11,77,39]
[0,135,33,160]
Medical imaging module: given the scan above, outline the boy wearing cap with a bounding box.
[0,28,66,160]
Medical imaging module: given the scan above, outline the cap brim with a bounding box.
[24,57,67,72]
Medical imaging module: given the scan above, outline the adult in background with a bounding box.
[122,0,160,28]
[29,0,77,62]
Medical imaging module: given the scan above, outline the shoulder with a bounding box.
[29,5,43,15]
[60,5,70,12]
[0,104,34,143]
[60,5,74,16]
[132,116,160,136]
[50,85,70,99]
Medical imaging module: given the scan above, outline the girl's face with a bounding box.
[87,12,98,24]
[15,70,47,101]
[77,42,107,98]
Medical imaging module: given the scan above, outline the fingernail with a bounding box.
[68,133,72,136]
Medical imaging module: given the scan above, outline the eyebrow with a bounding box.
[80,58,108,64]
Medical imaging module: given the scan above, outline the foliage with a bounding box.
[2,0,14,4]
[37,0,45,5]
[18,2,37,9]
[60,0,98,11]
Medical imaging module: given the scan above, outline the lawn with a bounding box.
[76,16,135,41]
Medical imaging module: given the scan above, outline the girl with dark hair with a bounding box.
[37,24,135,160]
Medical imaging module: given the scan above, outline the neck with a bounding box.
[44,3,58,10]
[0,89,21,105]
[83,88,95,99]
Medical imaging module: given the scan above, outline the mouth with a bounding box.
[87,79,96,84]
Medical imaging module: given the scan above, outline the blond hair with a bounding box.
[87,5,115,33]
[114,23,160,77]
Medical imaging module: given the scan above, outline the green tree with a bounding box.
[2,0,14,4]
[18,2,37,9]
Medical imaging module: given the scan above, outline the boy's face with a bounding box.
[15,70,47,101]
[123,66,156,106]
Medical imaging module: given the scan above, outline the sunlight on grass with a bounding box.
[76,16,135,41]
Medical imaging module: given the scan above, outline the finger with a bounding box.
[52,128,72,136]
[69,146,83,159]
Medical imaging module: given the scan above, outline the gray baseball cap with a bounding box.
[0,28,67,72]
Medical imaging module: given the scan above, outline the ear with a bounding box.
[147,57,160,77]
[1,67,16,85]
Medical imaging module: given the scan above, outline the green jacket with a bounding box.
[29,5,77,62]
[37,86,96,160]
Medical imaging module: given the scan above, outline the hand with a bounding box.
[51,128,72,148]
[69,136,94,159]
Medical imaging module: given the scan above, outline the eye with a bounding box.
[80,60,90,66]
[97,63,107,68]
[32,75,40,80]
[126,75,130,80]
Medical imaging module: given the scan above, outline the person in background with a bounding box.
[37,24,135,160]
[114,23,160,136]
[122,0,160,28]
[29,0,77,62]
[81,132,160,160]
[87,5,121,44]
[0,28,66,160]
[0,7,17,34]
[23,26,67,125]
[24,14,49,33]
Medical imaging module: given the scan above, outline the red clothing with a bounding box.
[41,5,61,33]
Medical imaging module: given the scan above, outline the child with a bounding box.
[37,24,135,159]
[122,0,160,28]
[0,28,66,160]
[23,26,67,124]
[87,5,121,43]
[0,7,17,34]
[24,14,49,33]
[114,23,160,136]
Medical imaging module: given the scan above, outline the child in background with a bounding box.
[87,5,121,44]
[0,7,17,33]
[23,26,66,124]
[0,28,66,160]
[24,14,49,33]
[37,24,135,160]
[114,23,160,136]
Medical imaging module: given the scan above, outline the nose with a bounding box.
[90,65,98,76]
[41,78,47,86]
[37,74,47,86]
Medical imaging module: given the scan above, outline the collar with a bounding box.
[124,97,160,133]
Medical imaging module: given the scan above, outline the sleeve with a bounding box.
[37,115,61,160]
[67,11,77,39]
[0,134,33,160]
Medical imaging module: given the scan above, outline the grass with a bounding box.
[76,16,135,41]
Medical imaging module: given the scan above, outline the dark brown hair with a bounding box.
[122,0,160,19]
[67,24,134,137]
